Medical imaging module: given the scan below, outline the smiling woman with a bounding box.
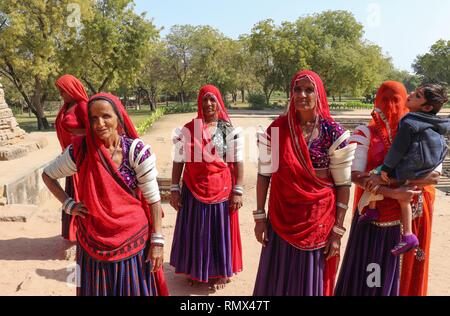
[41,93,169,296]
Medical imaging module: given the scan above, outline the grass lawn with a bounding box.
[15,108,155,133]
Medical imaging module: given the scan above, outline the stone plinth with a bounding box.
[0,82,47,161]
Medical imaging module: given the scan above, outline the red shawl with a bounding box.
[182,85,243,273]
[55,74,88,150]
[268,70,336,250]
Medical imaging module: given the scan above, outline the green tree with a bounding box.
[62,0,159,94]
[164,25,199,105]
[248,19,281,106]
[137,41,168,110]
[0,0,91,130]
[413,39,450,84]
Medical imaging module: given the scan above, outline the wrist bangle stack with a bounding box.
[233,185,244,196]
[151,232,165,246]
[336,202,348,210]
[253,209,266,222]
[332,225,346,237]
[170,184,181,192]
[63,197,76,215]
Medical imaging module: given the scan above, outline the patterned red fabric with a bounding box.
[182,84,242,273]
[268,70,337,251]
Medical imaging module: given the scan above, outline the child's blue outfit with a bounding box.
[381,112,450,180]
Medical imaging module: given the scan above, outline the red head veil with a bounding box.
[55,74,89,149]
[369,81,409,149]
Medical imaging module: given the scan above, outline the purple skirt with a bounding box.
[253,223,325,296]
[76,244,159,296]
[61,176,74,239]
[334,212,401,296]
[170,186,233,282]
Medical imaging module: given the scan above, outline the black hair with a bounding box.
[421,84,448,114]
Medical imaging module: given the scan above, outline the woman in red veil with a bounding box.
[170,85,244,290]
[42,93,168,296]
[253,70,356,296]
[54,74,89,241]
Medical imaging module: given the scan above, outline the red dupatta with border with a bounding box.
[182,85,243,273]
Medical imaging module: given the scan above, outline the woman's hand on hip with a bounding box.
[324,233,341,260]
[254,221,269,247]
[170,191,182,211]
[230,194,243,211]
[147,244,164,272]
[71,202,89,218]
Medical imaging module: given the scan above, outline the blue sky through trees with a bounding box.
[135,0,450,72]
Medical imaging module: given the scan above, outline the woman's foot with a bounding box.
[209,278,229,291]
[391,234,419,256]
[358,208,379,224]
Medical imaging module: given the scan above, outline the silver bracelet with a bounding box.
[65,200,76,215]
[336,202,349,210]
[150,238,165,246]
[233,185,244,195]
[332,225,346,236]
[253,213,267,221]
[170,184,181,192]
[253,209,265,214]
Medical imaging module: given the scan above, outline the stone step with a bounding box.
[0,204,39,222]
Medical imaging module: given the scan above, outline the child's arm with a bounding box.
[381,121,414,174]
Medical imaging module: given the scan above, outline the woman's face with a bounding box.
[406,88,428,112]
[293,78,317,113]
[89,100,119,142]
[58,87,73,104]
[202,94,218,122]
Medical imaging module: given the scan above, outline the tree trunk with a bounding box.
[339,93,342,102]
[180,90,185,106]
[32,77,50,130]
[241,89,245,103]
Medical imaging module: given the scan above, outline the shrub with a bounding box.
[247,93,266,110]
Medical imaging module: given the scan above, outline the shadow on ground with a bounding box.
[0,236,72,261]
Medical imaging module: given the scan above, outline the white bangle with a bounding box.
[170,184,181,192]
[332,225,346,236]
[253,209,265,214]
[336,202,349,210]
[253,213,267,221]
[151,238,165,246]
[64,199,76,215]
[233,185,244,194]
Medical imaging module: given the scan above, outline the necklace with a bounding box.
[109,137,121,160]
[301,116,319,148]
